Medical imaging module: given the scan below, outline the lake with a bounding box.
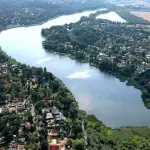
[0,10,150,128]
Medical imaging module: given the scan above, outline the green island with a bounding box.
[1,47,150,150]
[42,9,150,109]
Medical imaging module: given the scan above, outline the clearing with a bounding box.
[131,11,150,21]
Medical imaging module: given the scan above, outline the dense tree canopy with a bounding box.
[0,0,108,31]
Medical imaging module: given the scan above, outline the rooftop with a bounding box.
[46,113,54,120]
[25,122,31,127]
[49,145,59,150]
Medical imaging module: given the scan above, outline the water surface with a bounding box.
[96,11,126,22]
[0,10,149,128]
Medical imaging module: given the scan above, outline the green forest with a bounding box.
[0,0,108,31]
[1,0,148,31]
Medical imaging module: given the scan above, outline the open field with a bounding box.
[131,11,150,21]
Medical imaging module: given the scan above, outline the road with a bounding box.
[82,119,87,148]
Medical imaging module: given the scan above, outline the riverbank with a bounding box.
[1,10,150,127]
[44,48,149,109]
[0,8,101,32]
[3,44,147,150]
[0,47,86,149]
[3,7,147,100]
[42,14,150,110]
[1,14,66,31]
[1,45,150,149]
[1,6,150,149]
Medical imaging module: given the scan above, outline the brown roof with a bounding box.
[2,106,9,110]
[49,145,59,150]
[9,107,16,111]
[25,122,31,127]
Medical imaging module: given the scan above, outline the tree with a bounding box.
[35,68,43,76]
[52,79,60,93]
[44,67,47,73]
[27,113,33,123]
[40,140,48,150]
[73,139,85,150]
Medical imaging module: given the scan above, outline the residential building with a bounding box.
[49,145,59,150]
[2,106,9,112]
[55,113,66,123]
[52,107,60,116]
[16,103,25,111]
[46,113,54,120]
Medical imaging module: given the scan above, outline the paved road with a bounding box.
[82,119,87,147]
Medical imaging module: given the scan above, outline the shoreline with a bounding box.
[44,49,149,109]
[1,9,150,128]
[3,7,143,93]
[0,47,150,130]
[0,8,100,32]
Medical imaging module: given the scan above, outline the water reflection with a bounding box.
[0,10,150,127]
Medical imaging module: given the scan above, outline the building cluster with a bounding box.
[43,106,69,149]
[0,102,26,114]
[0,120,31,150]
[0,53,73,150]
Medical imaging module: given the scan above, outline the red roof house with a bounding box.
[2,106,9,112]
[51,129,59,137]
[49,145,59,150]
[25,122,31,128]
[11,144,18,149]
[67,139,72,145]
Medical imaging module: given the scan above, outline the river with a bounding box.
[0,10,150,128]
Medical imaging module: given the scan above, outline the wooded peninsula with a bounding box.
[42,10,150,109]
